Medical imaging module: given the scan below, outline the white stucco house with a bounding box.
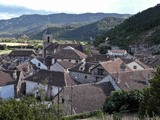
[0,71,15,99]
[107,50,127,56]
[30,57,47,70]
[127,59,149,70]
[69,62,97,84]
[121,58,149,71]
[98,69,154,91]
[24,69,75,99]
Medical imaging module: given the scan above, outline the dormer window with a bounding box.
[133,65,137,69]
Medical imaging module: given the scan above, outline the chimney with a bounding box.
[116,72,120,83]
[120,62,126,71]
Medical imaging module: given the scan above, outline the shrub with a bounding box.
[103,90,145,114]
[139,66,160,118]
[0,97,61,120]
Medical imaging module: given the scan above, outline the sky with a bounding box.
[0,0,159,19]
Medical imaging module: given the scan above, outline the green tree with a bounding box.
[99,46,111,54]
[0,97,61,120]
[85,47,92,55]
[139,66,160,118]
[103,90,145,114]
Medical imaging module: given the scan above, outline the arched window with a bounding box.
[47,36,50,42]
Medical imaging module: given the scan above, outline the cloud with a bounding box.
[0,12,18,19]
[0,5,53,19]
[0,0,159,14]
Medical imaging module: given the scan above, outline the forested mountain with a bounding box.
[94,4,160,48]
[33,17,124,40]
[60,17,124,40]
[0,13,131,38]
[31,26,76,40]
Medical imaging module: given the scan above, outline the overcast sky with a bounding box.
[0,0,159,19]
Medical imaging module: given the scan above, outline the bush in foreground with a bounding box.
[103,90,145,114]
[0,97,61,120]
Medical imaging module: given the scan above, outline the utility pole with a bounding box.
[57,86,60,120]
[70,84,73,115]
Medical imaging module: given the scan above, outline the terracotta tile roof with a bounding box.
[44,43,59,51]
[0,61,9,69]
[24,69,75,87]
[69,62,96,74]
[45,43,84,52]
[35,57,44,63]
[57,44,84,52]
[121,58,149,69]
[120,58,135,64]
[3,70,21,80]
[139,56,160,68]
[8,49,36,57]
[86,54,112,63]
[15,64,31,77]
[58,61,75,69]
[135,59,149,69]
[54,82,115,115]
[100,58,132,74]
[109,50,126,54]
[0,71,14,86]
[111,69,154,91]
[52,47,87,60]
[134,50,152,56]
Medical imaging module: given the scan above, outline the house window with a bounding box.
[96,77,98,82]
[85,75,87,79]
[76,60,78,63]
[62,98,65,104]
[68,59,71,62]
[133,65,137,69]
[38,63,41,67]
[80,67,84,71]
[47,36,50,42]
[98,69,104,75]
[80,67,83,71]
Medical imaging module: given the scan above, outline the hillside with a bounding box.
[31,25,76,40]
[60,17,125,40]
[94,4,160,48]
[0,13,131,38]
[33,17,125,40]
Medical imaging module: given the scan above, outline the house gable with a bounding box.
[30,58,47,70]
[50,62,65,72]
[53,82,115,115]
